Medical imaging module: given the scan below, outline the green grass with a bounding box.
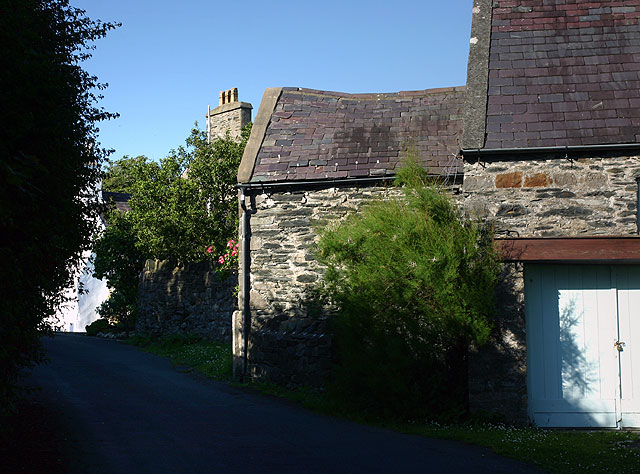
[396,422,640,474]
[127,333,232,380]
[126,333,640,473]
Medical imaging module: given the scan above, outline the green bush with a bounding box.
[316,158,501,421]
[85,318,114,336]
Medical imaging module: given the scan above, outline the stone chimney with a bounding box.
[206,88,252,142]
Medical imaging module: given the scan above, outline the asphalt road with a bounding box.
[23,334,542,474]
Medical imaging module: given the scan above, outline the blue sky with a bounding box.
[74,0,474,162]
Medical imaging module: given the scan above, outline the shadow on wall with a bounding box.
[137,259,237,342]
[468,262,528,423]
[245,287,333,389]
[558,296,594,398]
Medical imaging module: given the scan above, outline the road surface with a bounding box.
[22,334,541,473]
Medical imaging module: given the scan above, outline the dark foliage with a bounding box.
[0,0,118,411]
[85,318,114,336]
[102,155,147,193]
[92,211,145,329]
[317,159,500,421]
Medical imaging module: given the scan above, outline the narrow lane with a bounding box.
[25,334,541,474]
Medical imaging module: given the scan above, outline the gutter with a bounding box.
[236,174,463,192]
[462,143,640,157]
[236,176,396,192]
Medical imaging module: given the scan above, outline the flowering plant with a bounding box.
[206,239,239,276]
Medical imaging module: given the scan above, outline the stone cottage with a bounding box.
[235,0,640,428]
[234,86,465,386]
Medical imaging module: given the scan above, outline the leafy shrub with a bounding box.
[85,318,114,336]
[92,211,145,329]
[316,158,500,421]
[121,124,251,262]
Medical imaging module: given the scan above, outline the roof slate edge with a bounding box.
[461,0,492,150]
[101,191,132,201]
[237,87,283,184]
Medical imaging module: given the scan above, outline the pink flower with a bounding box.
[207,246,213,253]
[218,256,225,264]
[224,254,229,260]
[231,249,238,257]
[227,239,235,249]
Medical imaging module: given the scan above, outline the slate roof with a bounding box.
[242,87,465,183]
[102,191,131,213]
[483,0,640,149]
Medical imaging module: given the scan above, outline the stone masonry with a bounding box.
[240,151,640,416]
[241,184,404,387]
[461,152,640,421]
[137,259,237,341]
[461,153,640,237]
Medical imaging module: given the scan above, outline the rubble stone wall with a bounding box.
[243,184,403,387]
[460,153,640,237]
[137,259,236,341]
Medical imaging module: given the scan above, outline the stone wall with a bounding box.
[137,259,237,341]
[461,152,640,422]
[242,184,403,387]
[240,153,640,416]
[461,153,640,237]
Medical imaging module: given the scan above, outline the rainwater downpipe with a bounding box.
[637,178,640,235]
[240,189,250,380]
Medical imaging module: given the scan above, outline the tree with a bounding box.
[92,125,250,326]
[0,0,118,410]
[102,155,147,193]
[125,125,250,261]
[316,158,501,420]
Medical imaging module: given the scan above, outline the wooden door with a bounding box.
[616,266,640,427]
[525,264,620,428]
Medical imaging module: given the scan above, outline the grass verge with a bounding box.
[397,422,640,474]
[127,333,232,380]
[126,333,640,473]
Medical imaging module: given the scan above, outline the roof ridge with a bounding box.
[280,86,466,99]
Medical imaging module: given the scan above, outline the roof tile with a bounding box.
[250,88,465,183]
[483,0,640,148]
